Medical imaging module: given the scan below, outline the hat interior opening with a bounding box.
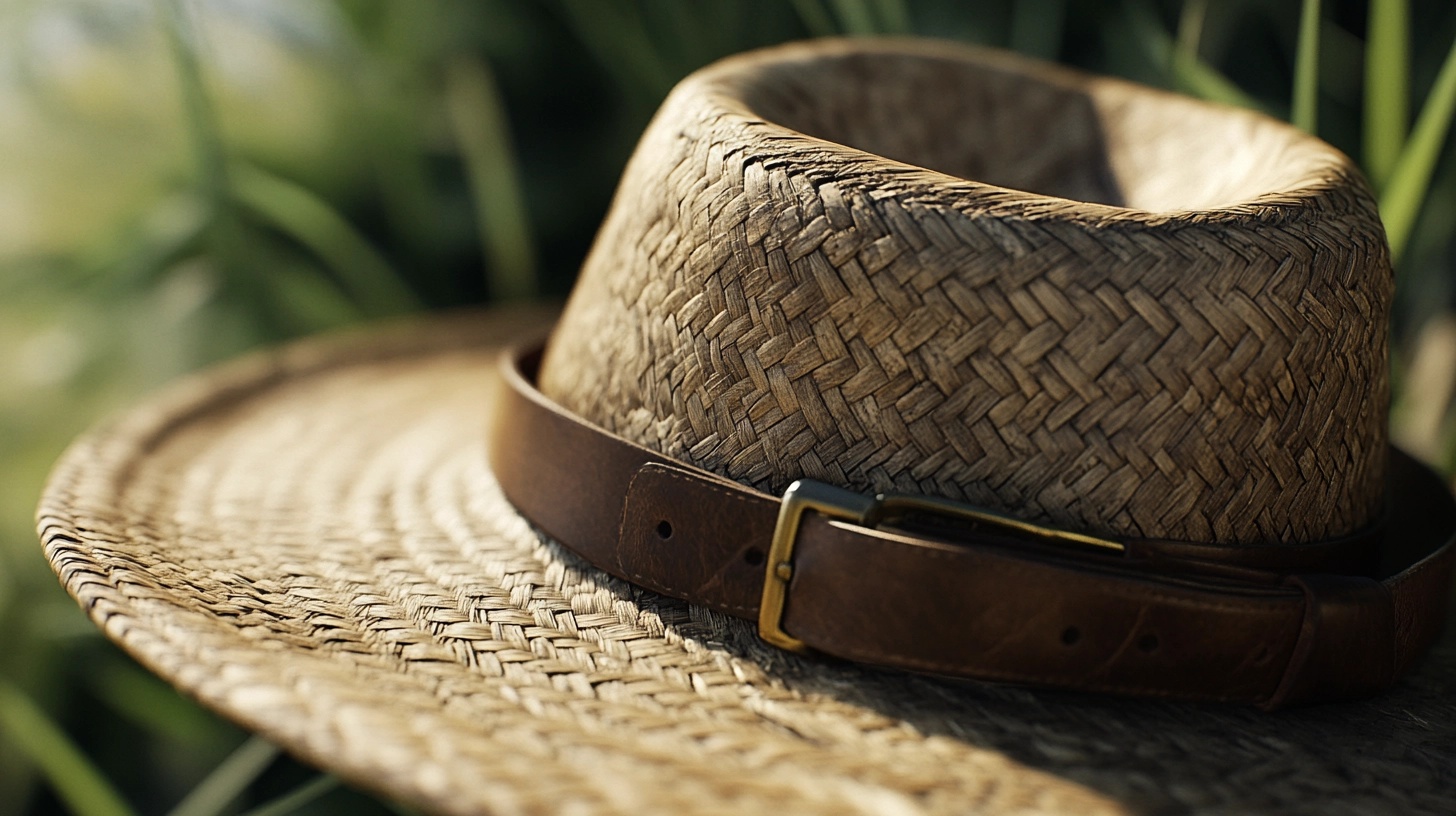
[735,50,1331,214]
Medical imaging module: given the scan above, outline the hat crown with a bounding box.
[540,39,1390,545]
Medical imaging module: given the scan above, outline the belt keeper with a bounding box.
[1266,574,1396,709]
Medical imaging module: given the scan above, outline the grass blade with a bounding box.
[235,775,340,816]
[167,736,279,816]
[1292,0,1321,132]
[0,679,137,816]
[790,0,838,36]
[829,0,879,35]
[1010,0,1066,59]
[86,194,211,293]
[1170,51,1261,111]
[556,0,675,101]
[158,0,229,210]
[1174,0,1207,63]
[1124,0,1263,112]
[1379,35,1456,264]
[87,660,227,746]
[444,56,539,302]
[1391,314,1456,464]
[1365,0,1410,189]
[230,162,420,315]
[872,0,912,34]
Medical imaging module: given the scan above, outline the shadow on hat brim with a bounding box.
[38,309,1456,816]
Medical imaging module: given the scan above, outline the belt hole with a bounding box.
[743,547,765,566]
[1138,634,1159,653]
[655,520,673,540]
[1060,626,1080,645]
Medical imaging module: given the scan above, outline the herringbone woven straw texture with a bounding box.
[542,38,1391,546]
[38,312,1456,815]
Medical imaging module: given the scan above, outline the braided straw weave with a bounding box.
[38,312,1456,814]
[542,38,1390,546]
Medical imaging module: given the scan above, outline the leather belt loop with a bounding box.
[617,462,776,616]
[1266,574,1396,709]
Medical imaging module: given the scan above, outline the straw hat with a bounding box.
[39,38,1456,815]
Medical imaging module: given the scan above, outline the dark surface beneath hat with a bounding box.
[40,310,1456,816]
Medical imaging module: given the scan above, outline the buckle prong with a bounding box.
[757,479,1125,652]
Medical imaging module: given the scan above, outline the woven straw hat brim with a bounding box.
[39,309,1456,816]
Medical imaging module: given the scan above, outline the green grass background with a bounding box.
[3,1,1455,813]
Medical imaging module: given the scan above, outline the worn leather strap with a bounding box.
[489,343,1456,708]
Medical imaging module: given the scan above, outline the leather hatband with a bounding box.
[489,343,1456,708]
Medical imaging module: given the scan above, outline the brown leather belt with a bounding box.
[489,343,1456,708]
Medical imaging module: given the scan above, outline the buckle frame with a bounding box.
[758,480,877,651]
[756,479,1125,652]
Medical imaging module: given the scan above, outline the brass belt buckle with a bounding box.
[758,480,877,652]
[757,479,1125,653]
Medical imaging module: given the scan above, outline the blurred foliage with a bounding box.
[2,0,1456,813]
